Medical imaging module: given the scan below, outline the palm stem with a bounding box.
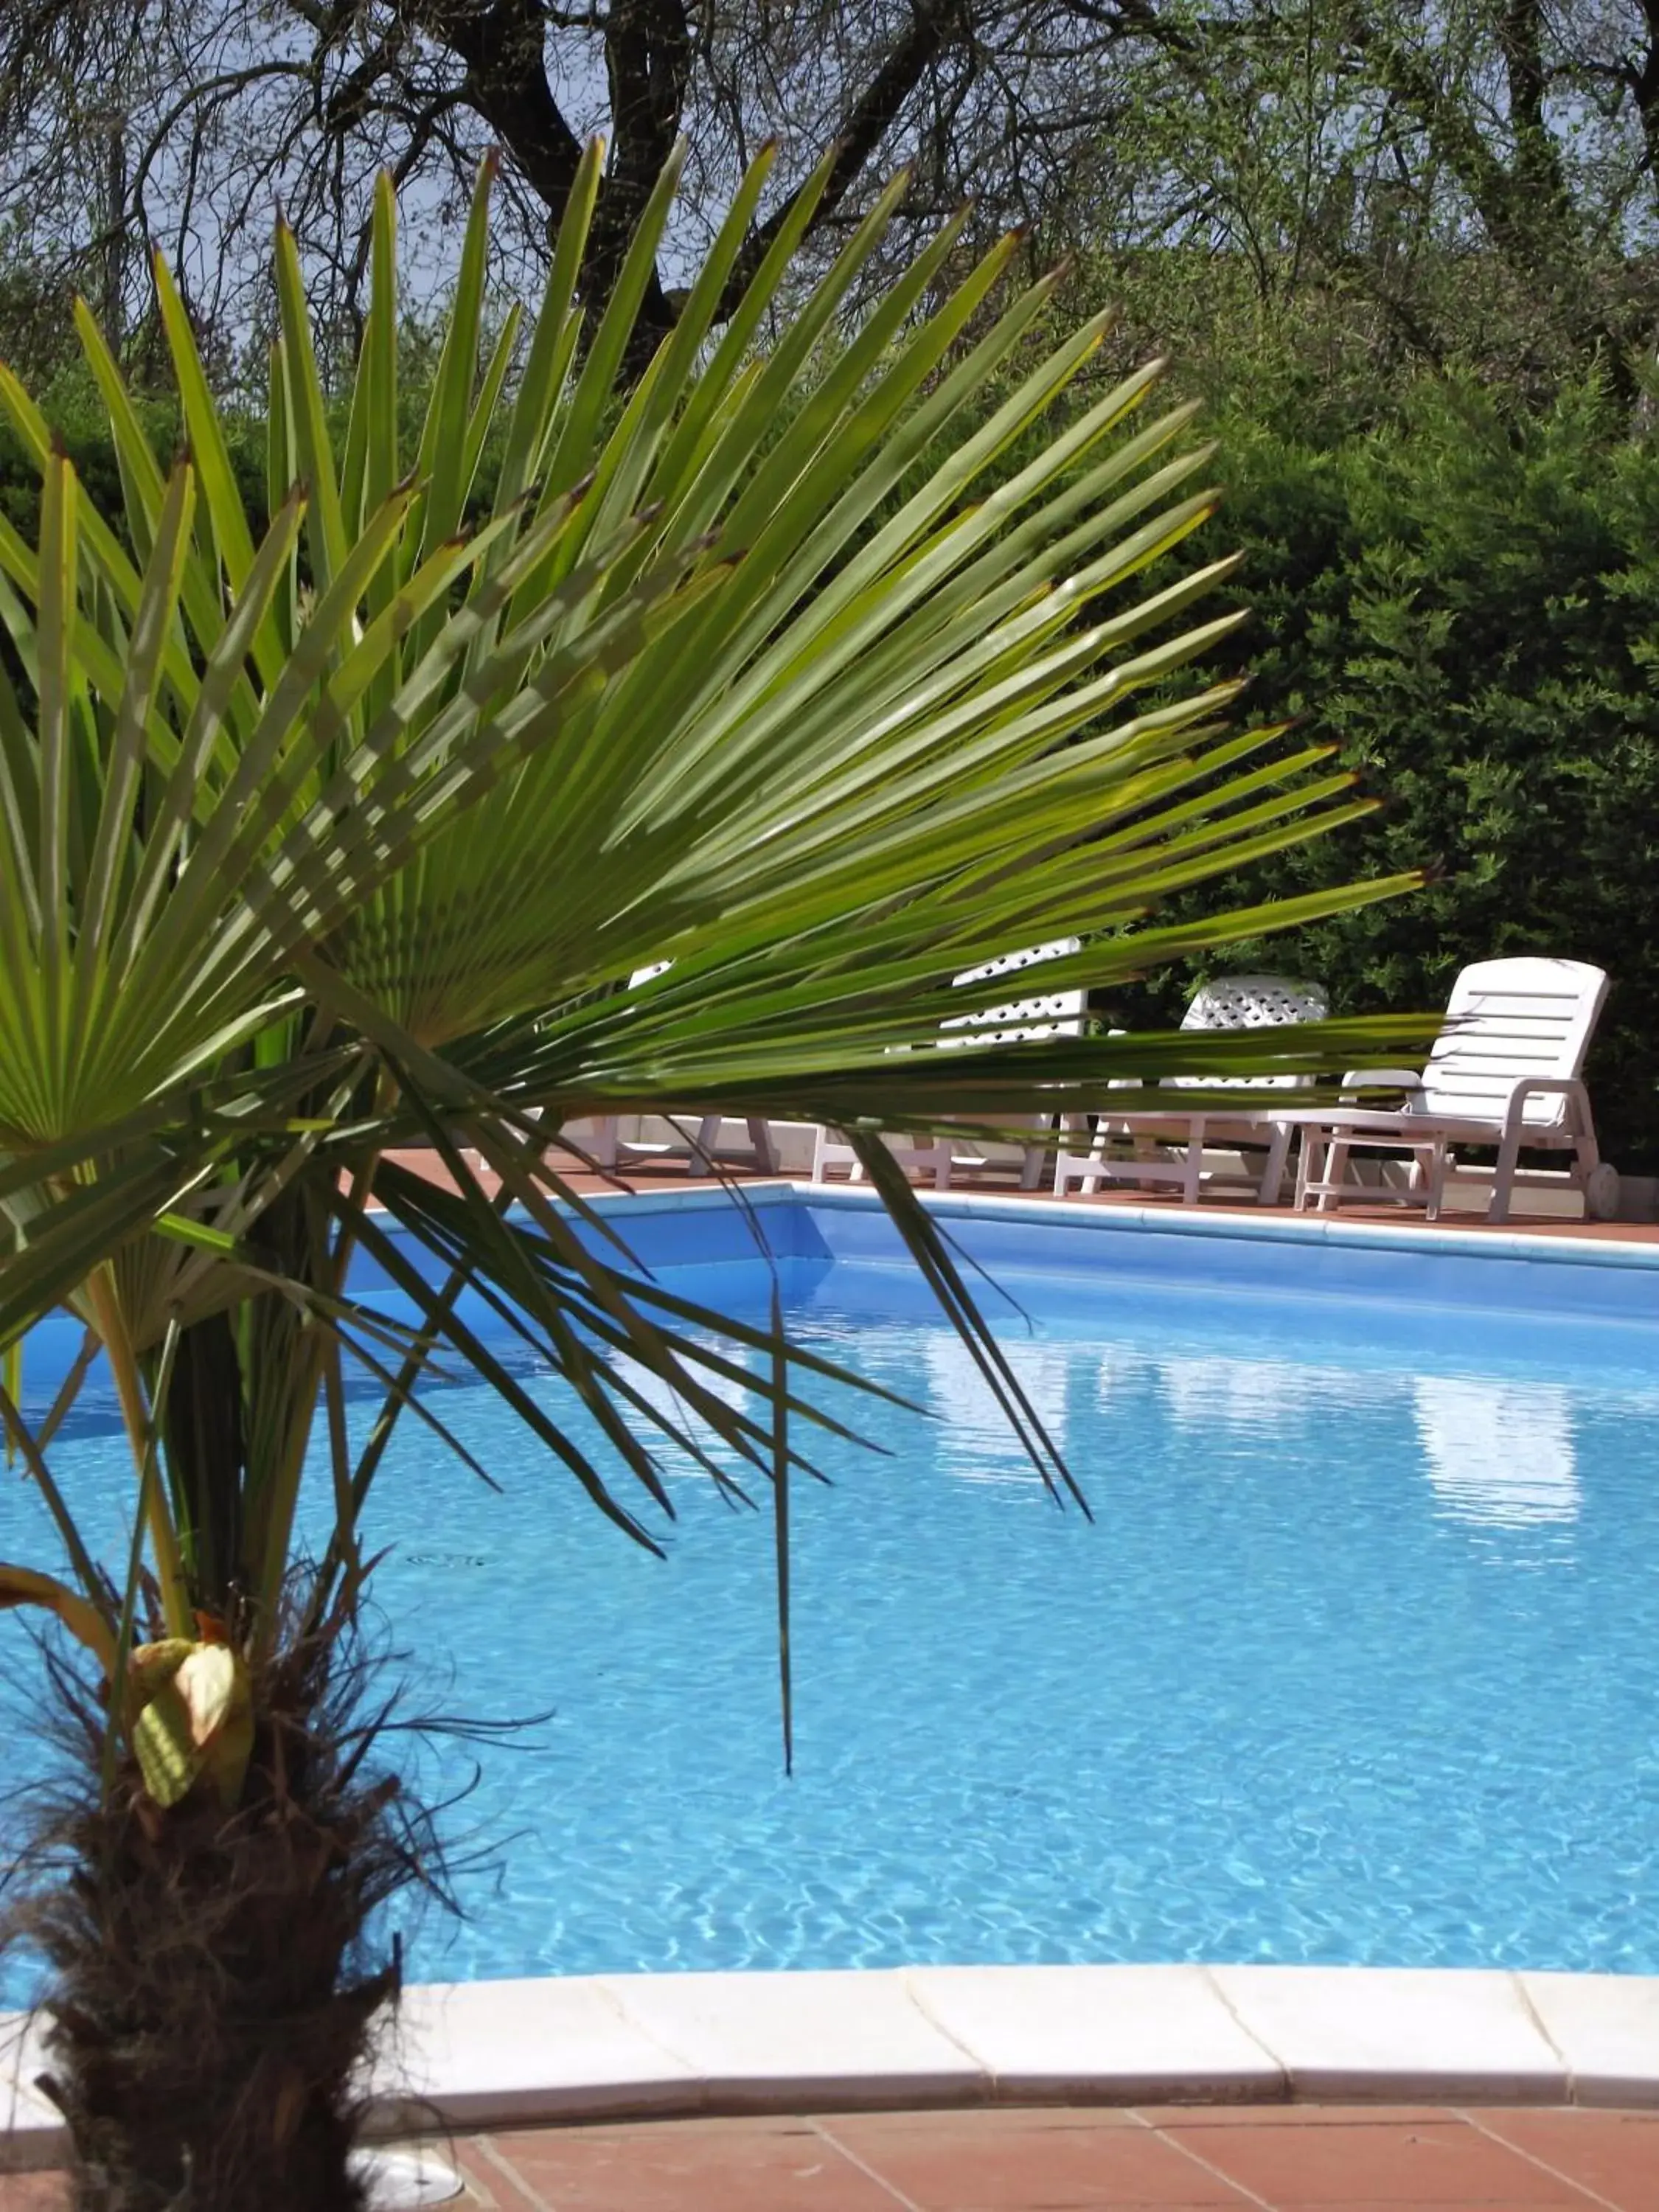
[250,1133,383,1650]
[86,1265,190,1635]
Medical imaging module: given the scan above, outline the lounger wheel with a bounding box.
[349,2146,462,2208]
[1585,1161,1621,1220]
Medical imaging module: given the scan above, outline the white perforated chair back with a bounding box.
[1166,973,1329,1091]
[939,938,1086,1048]
[1418,957,1608,1130]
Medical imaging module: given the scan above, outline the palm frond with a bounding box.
[0,143,1430,1760]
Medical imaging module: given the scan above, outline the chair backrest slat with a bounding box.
[1419,958,1608,1127]
[941,938,1087,1047]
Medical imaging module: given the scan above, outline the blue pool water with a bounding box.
[6,1195,1659,1989]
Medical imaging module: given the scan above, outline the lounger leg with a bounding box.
[1079,1122,1109,1197]
[1426,1140,1450,1222]
[931,1139,953,1192]
[1489,1123,1525,1225]
[1056,1114,1105,1197]
[746,1119,777,1174]
[813,1125,866,1183]
[1320,1138,1352,1211]
[1257,1121,1292,1206]
[1051,1115,1080,1197]
[1180,1116,1206,1204]
[1019,1116,1054,1192]
[591,1116,620,1172]
[1293,1127,1321,1209]
[1571,1113,1607,1215]
[688,1113,721,1172]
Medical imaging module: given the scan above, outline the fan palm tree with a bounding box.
[0,142,1425,2211]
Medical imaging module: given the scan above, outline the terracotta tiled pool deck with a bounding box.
[10,2106,1659,2210]
[448,2108,1659,2211]
[384,1144,1659,1240]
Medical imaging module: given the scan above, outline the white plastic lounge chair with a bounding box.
[1286,956,1615,1222]
[1051,973,1329,1205]
[585,1110,777,1176]
[810,939,1085,1191]
[575,964,778,1177]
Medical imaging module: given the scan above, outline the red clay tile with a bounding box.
[831,2108,1143,2134]
[479,2115,900,2212]
[1471,2111,1659,2211]
[1141,2107,1448,2130]
[454,2136,549,2209]
[14,2107,1655,2211]
[0,2178,67,2212]
[821,2112,1254,2207]
[1184,2119,1594,2205]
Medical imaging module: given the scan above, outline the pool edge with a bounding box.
[7,1964,1658,2166]
[10,1195,1658,2167]
[582,1178,1659,1273]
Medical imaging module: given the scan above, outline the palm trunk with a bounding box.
[24,1628,411,2212]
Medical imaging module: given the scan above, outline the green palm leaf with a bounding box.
[0,144,1433,1752]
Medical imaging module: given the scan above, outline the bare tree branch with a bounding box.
[0,0,1654,394]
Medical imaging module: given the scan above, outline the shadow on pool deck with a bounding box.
[10,2106,1655,2210]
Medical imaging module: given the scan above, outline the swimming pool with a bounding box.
[7,1189,1659,1992]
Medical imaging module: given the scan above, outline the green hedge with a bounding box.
[1127,375,1659,1174]
[0,364,267,546]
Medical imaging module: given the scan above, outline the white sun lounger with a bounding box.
[810,939,1086,1191]
[574,963,778,1176]
[1051,973,1329,1205]
[1284,955,1615,1222]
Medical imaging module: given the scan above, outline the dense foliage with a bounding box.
[1124,375,1659,1174]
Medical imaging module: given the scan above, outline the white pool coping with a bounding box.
[6,1964,1659,2166]
[581,1176,1659,1273]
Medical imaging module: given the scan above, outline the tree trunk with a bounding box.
[22,1628,410,2212]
